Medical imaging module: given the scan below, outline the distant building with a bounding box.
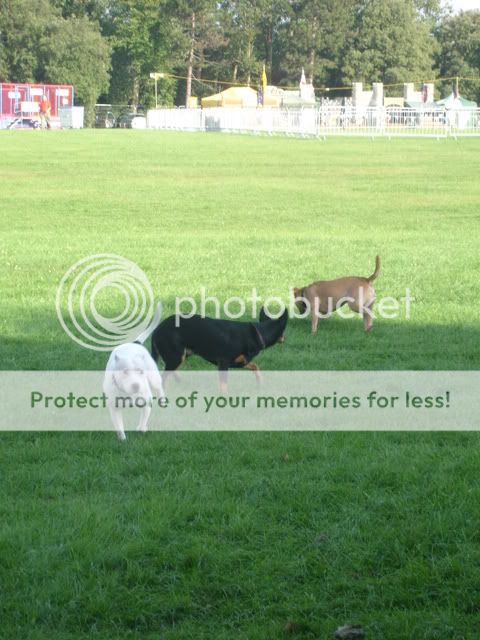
[280,68,316,107]
[0,82,74,129]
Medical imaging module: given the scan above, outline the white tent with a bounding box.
[436,93,477,129]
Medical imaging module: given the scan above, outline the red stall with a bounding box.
[0,83,74,129]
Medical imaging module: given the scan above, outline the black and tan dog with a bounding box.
[151,307,288,391]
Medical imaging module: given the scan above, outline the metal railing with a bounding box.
[146,106,480,138]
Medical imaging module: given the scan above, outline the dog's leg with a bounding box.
[363,303,374,332]
[136,403,152,434]
[360,287,375,332]
[311,297,321,335]
[162,352,186,388]
[245,362,263,385]
[109,406,126,441]
[218,361,229,394]
[161,348,187,389]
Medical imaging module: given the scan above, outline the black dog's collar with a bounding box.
[253,324,266,350]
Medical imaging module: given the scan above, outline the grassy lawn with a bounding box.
[1,130,480,638]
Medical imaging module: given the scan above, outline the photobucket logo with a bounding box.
[56,254,160,351]
[289,288,415,321]
[175,287,414,323]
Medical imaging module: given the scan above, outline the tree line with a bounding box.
[0,0,479,124]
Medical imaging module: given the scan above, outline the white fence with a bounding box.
[147,106,480,138]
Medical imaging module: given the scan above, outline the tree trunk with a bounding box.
[266,27,273,80]
[132,71,140,112]
[246,39,253,86]
[185,11,196,106]
[308,17,318,84]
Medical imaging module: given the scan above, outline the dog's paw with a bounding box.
[136,425,148,434]
[116,431,127,441]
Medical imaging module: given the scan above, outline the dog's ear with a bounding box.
[259,306,269,323]
[114,354,126,370]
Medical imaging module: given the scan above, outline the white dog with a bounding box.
[103,304,164,441]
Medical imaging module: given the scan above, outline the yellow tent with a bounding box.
[201,86,258,108]
[201,92,222,107]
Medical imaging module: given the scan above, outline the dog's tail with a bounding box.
[134,301,163,344]
[367,256,381,282]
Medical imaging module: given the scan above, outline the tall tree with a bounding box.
[0,0,54,82]
[167,0,225,104]
[436,10,480,103]
[221,0,263,85]
[341,0,438,92]
[49,0,108,20]
[280,0,356,89]
[107,0,157,106]
[39,15,110,124]
[256,0,291,82]
[413,0,444,23]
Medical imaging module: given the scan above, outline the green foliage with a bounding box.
[256,0,293,82]
[220,0,264,85]
[50,0,109,19]
[0,0,56,82]
[0,34,7,80]
[281,0,357,89]
[106,0,178,106]
[341,0,438,88]
[436,11,480,103]
[39,16,110,125]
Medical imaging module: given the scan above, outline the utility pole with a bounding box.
[149,73,164,108]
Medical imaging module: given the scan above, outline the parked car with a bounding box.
[7,117,40,129]
[116,112,147,129]
[95,111,116,128]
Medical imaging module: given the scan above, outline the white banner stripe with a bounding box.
[0,371,478,432]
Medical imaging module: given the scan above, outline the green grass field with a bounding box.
[1,130,480,639]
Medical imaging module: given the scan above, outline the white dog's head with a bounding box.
[111,353,148,395]
[105,343,163,398]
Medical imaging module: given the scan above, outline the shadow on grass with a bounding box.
[2,304,479,371]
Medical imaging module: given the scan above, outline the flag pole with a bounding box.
[262,64,267,107]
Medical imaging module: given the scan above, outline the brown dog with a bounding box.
[293,256,380,334]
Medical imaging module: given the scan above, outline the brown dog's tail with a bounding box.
[367,255,381,282]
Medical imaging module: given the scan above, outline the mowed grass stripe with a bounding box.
[1,131,479,370]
